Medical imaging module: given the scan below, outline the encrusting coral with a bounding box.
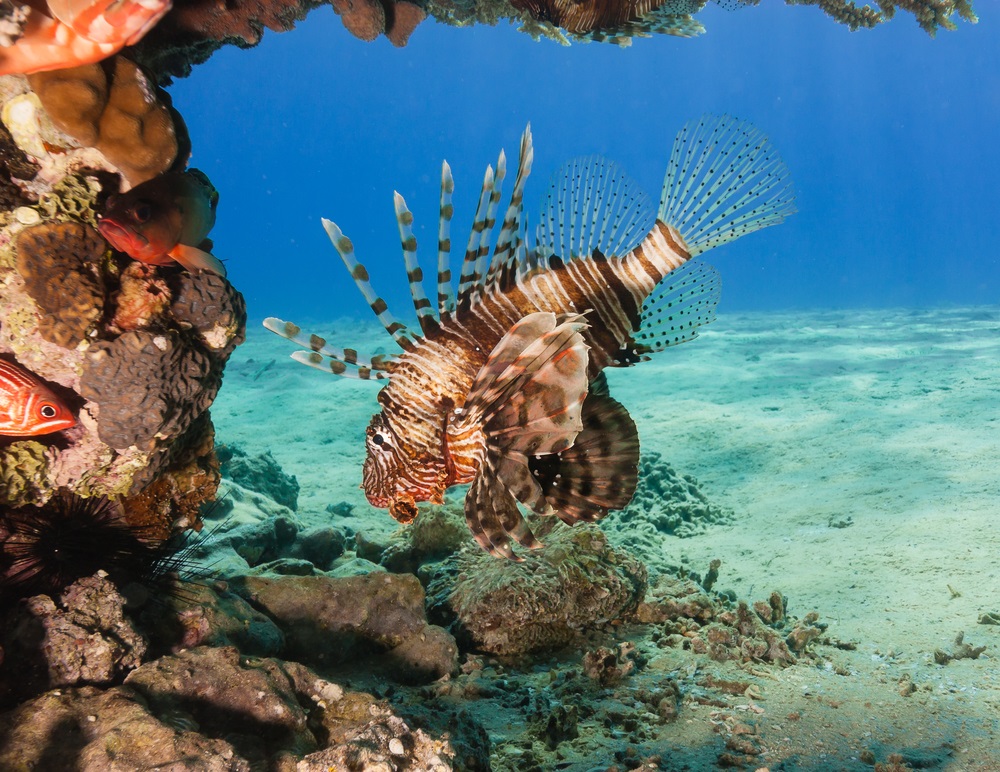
[27,56,185,186]
[80,329,220,451]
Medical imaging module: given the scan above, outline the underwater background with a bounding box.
[171,3,998,317]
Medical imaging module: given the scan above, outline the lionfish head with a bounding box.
[362,412,422,524]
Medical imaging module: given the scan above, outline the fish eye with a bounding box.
[39,404,57,419]
[372,433,387,448]
[132,202,153,223]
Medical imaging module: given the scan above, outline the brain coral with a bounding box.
[14,221,105,348]
[80,330,221,451]
[447,522,647,655]
[170,270,247,356]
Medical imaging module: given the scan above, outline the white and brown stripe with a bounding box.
[372,218,690,505]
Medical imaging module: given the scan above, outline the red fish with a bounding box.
[266,116,795,559]
[98,169,227,277]
[0,360,75,436]
[0,0,171,76]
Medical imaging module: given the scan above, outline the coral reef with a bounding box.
[14,220,105,347]
[0,67,244,608]
[606,451,734,537]
[443,522,648,655]
[27,56,186,186]
[788,0,977,34]
[1,572,146,699]
[218,443,299,511]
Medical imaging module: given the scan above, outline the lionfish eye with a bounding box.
[372,433,387,447]
[132,202,153,223]
[39,404,57,419]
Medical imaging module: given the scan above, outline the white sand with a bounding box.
[213,306,1000,768]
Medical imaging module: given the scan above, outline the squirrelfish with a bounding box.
[98,169,227,277]
[0,359,75,436]
[266,115,795,559]
[0,0,171,76]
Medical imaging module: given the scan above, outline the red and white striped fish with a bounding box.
[0,360,76,436]
[266,115,795,559]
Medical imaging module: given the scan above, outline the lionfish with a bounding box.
[265,115,794,559]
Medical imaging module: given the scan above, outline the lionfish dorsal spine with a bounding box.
[472,150,506,297]
[487,124,534,287]
[321,218,417,352]
[393,192,440,337]
[456,164,496,305]
[261,317,393,379]
[437,161,456,317]
[658,115,795,256]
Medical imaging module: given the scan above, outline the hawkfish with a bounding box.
[0,359,75,436]
[265,115,794,559]
[98,169,227,277]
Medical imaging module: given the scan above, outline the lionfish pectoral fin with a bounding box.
[464,312,591,457]
[527,389,640,524]
[169,244,227,277]
[263,317,395,380]
[465,464,541,560]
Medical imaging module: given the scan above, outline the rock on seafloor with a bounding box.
[0,647,457,771]
[0,571,146,701]
[232,572,459,683]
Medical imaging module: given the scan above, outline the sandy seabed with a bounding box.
[213,305,1000,770]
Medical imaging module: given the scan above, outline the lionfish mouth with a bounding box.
[388,497,418,525]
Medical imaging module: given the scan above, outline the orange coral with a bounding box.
[123,411,220,538]
[332,0,385,40]
[27,56,185,186]
[385,0,425,46]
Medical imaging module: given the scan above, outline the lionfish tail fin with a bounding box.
[528,388,640,524]
[658,115,795,257]
[262,317,393,380]
[321,218,417,351]
[460,312,591,535]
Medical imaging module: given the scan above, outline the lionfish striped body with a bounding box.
[266,116,795,559]
[0,359,76,437]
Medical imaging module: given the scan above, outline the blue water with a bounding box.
[169,4,997,322]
